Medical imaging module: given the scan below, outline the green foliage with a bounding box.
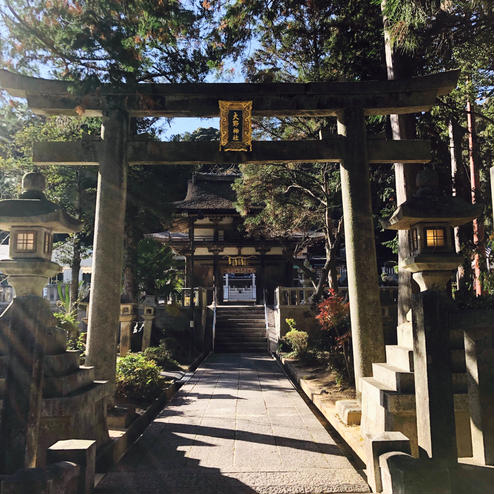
[54,282,79,339]
[0,0,221,84]
[116,353,165,403]
[66,332,87,365]
[136,239,183,299]
[143,343,181,371]
[283,319,309,358]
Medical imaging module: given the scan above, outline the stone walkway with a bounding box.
[96,354,370,494]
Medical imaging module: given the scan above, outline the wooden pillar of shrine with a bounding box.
[337,106,385,398]
[210,247,222,304]
[86,101,129,387]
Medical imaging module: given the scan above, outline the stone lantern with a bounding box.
[372,168,482,493]
[0,172,81,296]
[383,168,480,291]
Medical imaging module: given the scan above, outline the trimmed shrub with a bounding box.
[116,353,164,402]
[284,318,308,358]
[143,343,181,371]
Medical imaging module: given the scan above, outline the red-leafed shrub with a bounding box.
[315,290,353,382]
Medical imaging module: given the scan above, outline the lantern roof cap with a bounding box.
[0,172,82,233]
[383,168,480,230]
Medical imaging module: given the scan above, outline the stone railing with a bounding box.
[274,285,398,307]
[275,286,315,307]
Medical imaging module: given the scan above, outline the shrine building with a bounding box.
[149,173,311,304]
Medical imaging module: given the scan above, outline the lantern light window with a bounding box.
[425,228,445,247]
[43,232,51,254]
[16,231,36,252]
[410,228,419,252]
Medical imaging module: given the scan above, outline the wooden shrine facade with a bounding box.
[0,68,459,394]
[148,173,309,304]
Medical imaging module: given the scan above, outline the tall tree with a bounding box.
[0,0,219,84]
[235,162,344,301]
[380,0,494,297]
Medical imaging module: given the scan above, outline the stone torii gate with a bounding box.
[0,69,459,398]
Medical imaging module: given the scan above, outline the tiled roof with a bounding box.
[173,173,239,212]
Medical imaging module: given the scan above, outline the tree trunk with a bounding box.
[449,119,468,293]
[467,97,486,296]
[382,5,419,324]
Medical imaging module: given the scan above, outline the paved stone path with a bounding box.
[96,354,370,494]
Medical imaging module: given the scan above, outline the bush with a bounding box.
[116,353,165,403]
[315,290,353,383]
[143,343,181,370]
[284,318,308,358]
[67,332,86,364]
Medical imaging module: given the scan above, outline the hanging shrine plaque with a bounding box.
[219,100,253,152]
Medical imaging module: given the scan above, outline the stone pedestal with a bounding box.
[412,291,457,461]
[0,297,48,473]
[464,322,494,465]
[0,298,110,473]
[119,303,136,356]
[141,306,155,351]
[47,439,95,494]
[337,107,385,397]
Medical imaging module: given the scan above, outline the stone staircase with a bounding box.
[361,319,472,457]
[214,306,268,353]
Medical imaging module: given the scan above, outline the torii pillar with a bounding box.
[337,107,385,398]
[86,101,129,388]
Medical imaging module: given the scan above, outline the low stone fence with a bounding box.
[269,286,398,352]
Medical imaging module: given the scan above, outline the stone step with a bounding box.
[385,345,414,372]
[43,366,95,398]
[216,317,266,326]
[216,322,266,329]
[44,351,81,377]
[216,314,265,320]
[45,326,68,354]
[215,338,267,346]
[372,362,414,393]
[215,325,266,331]
[362,376,469,413]
[214,344,268,353]
[371,363,467,394]
[216,329,266,338]
[217,308,264,312]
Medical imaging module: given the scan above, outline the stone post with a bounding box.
[119,303,136,356]
[464,323,494,465]
[411,291,457,463]
[337,107,385,397]
[86,102,129,386]
[141,306,156,351]
[0,297,52,473]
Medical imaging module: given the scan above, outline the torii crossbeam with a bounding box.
[0,69,459,396]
